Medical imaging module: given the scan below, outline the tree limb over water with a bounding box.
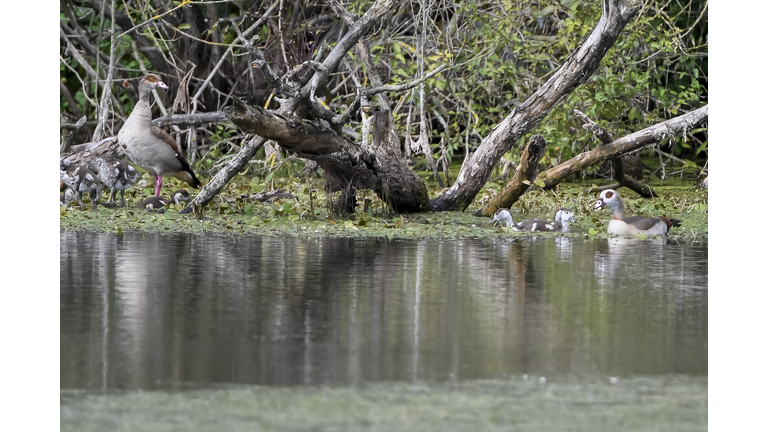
[535,105,708,190]
[477,106,707,214]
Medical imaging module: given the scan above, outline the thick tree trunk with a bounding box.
[480,135,547,216]
[536,105,708,188]
[369,111,430,212]
[430,0,642,211]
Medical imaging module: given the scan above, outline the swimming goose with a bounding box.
[88,156,141,207]
[621,214,681,228]
[593,189,678,236]
[117,74,202,197]
[547,208,576,232]
[490,208,551,232]
[60,164,103,210]
[139,189,191,210]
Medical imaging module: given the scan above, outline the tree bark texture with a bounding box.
[535,105,708,189]
[369,111,430,212]
[479,135,547,216]
[152,112,229,128]
[430,0,642,211]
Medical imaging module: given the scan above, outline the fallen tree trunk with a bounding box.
[571,109,657,197]
[430,0,643,211]
[479,135,547,216]
[222,98,429,213]
[536,105,708,189]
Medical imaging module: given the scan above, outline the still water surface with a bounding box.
[60,232,707,430]
[61,232,706,389]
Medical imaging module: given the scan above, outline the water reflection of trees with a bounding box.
[60,233,708,390]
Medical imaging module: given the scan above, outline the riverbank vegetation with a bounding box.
[60,0,707,234]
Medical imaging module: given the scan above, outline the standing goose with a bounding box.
[118,74,201,197]
[490,208,551,232]
[593,189,679,235]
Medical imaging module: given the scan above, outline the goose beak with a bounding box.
[157,81,169,90]
[593,199,605,210]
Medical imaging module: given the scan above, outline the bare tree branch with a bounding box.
[536,105,708,189]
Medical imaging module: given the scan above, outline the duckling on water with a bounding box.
[490,209,550,231]
[547,208,576,233]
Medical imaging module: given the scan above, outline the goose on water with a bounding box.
[593,189,680,235]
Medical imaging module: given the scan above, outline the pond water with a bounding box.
[60,232,707,431]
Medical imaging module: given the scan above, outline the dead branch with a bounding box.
[572,109,657,197]
[536,105,708,189]
[61,116,88,154]
[152,112,229,128]
[361,64,448,97]
[184,135,268,213]
[479,135,547,216]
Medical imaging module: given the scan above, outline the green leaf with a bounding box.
[178,23,191,30]
[588,228,599,235]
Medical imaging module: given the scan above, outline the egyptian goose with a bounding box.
[490,209,551,232]
[593,189,679,236]
[88,156,141,207]
[547,208,576,232]
[139,189,191,210]
[117,74,201,197]
[60,164,103,210]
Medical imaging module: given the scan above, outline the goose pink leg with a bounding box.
[154,174,163,197]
